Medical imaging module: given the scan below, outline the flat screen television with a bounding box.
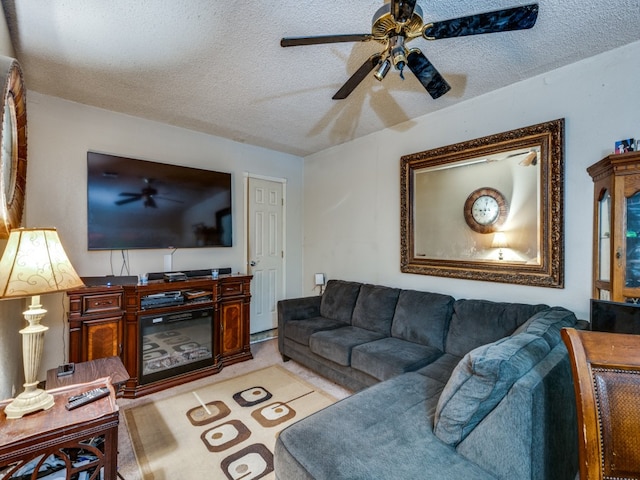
[87,152,232,250]
[590,299,640,334]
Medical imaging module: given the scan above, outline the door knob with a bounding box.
[250,260,257,267]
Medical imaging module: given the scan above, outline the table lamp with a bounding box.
[0,228,84,419]
[491,231,509,261]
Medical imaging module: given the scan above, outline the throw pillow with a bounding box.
[434,333,550,447]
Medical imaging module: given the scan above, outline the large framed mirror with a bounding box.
[401,118,564,288]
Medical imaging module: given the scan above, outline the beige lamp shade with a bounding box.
[491,232,509,249]
[0,227,84,299]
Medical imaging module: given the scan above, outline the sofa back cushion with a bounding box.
[391,290,454,350]
[511,306,577,348]
[320,280,362,322]
[445,299,549,357]
[351,284,401,335]
[434,333,551,447]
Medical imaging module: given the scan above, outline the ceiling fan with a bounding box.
[115,178,183,208]
[281,1,538,100]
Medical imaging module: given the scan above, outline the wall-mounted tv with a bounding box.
[590,299,640,334]
[87,152,232,250]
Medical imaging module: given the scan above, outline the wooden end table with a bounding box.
[46,356,130,394]
[0,378,119,479]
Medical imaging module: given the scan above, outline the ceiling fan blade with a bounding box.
[281,34,373,47]
[391,0,417,24]
[115,196,141,206]
[423,4,538,40]
[406,50,451,99]
[155,195,184,204]
[332,53,383,100]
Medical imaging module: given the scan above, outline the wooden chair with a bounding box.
[561,328,640,480]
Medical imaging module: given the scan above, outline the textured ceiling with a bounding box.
[2,0,639,157]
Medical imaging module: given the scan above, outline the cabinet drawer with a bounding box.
[220,280,244,297]
[82,293,122,315]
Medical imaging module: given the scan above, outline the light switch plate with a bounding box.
[314,273,325,286]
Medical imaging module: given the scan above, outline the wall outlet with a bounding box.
[314,273,325,286]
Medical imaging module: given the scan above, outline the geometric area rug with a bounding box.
[124,365,336,479]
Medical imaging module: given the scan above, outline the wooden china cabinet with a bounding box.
[588,151,640,302]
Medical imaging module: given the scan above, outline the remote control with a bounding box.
[65,386,110,410]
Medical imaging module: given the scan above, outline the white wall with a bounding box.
[22,93,304,382]
[303,40,640,322]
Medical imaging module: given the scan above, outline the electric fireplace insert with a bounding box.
[139,307,214,385]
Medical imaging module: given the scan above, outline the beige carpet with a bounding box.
[124,363,336,479]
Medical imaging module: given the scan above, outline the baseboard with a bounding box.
[250,329,278,344]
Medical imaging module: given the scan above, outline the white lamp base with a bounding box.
[4,297,54,419]
[4,385,54,419]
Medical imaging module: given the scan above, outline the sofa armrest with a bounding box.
[278,296,322,354]
[456,343,578,480]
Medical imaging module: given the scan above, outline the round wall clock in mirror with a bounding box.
[463,187,509,234]
[0,56,27,238]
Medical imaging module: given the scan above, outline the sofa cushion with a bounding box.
[351,284,401,335]
[309,326,386,366]
[391,289,454,350]
[416,353,463,384]
[283,316,349,346]
[434,333,550,447]
[351,337,443,381]
[512,306,577,347]
[445,300,549,357]
[320,280,362,322]
[275,372,496,480]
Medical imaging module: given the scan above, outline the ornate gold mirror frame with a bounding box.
[0,57,27,239]
[401,118,564,287]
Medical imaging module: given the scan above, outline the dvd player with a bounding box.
[141,291,184,309]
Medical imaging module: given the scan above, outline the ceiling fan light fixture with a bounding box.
[373,58,391,81]
[389,35,407,71]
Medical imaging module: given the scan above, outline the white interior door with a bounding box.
[247,176,284,334]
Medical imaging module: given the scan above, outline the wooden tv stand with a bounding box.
[67,274,252,398]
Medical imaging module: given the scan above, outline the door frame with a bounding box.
[243,172,287,325]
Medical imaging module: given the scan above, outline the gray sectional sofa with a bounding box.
[275,280,581,479]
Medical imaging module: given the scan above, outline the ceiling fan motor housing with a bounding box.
[371,3,424,41]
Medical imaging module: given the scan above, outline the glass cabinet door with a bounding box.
[598,190,611,284]
[626,191,640,289]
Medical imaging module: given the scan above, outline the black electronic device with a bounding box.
[141,291,185,309]
[87,151,232,250]
[590,299,640,334]
[57,363,75,377]
[164,272,188,282]
[65,386,110,410]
